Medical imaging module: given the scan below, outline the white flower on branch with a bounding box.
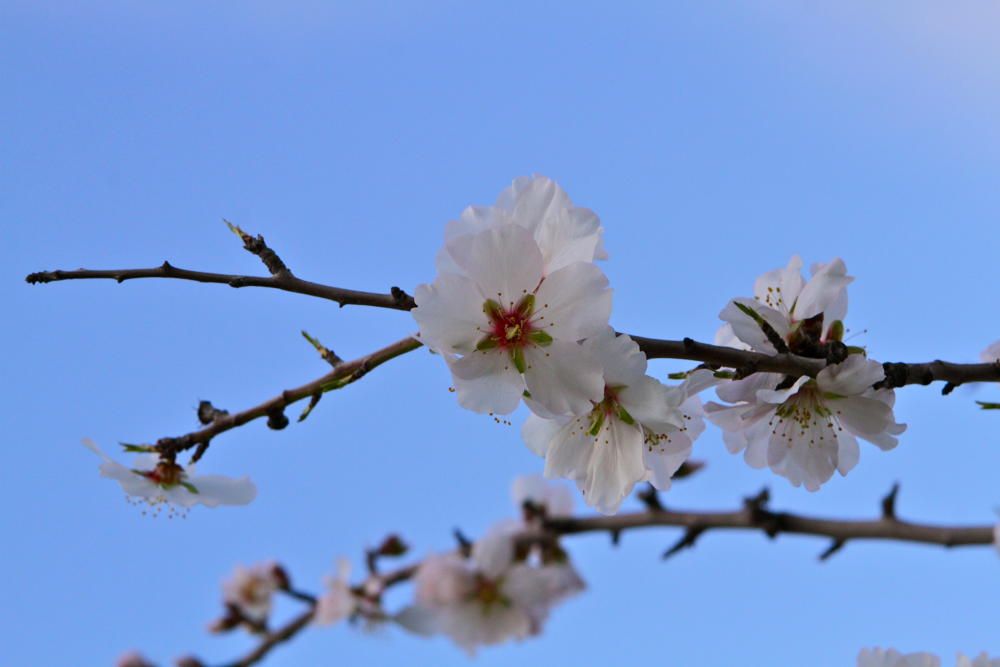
[395,520,583,654]
[413,223,612,416]
[82,439,256,510]
[314,558,359,626]
[982,340,1000,363]
[717,255,852,355]
[511,474,574,520]
[436,175,607,278]
[522,330,709,514]
[857,648,941,667]
[221,561,286,625]
[705,355,905,491]
[958,653,1000,667]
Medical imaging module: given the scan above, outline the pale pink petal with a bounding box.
[446,224,543,308]
[523,342,604,417]
[532,262,612,341]
[449,350,525,415]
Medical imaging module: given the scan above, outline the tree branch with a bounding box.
[211,488,994,666]
[24,262,416,310]
[155,336,422,459]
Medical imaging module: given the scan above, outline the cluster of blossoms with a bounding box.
[859,648,1000,667]
[412,176,909,509]
[199,475,583,656]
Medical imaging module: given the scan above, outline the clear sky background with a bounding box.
[3,2,999,665]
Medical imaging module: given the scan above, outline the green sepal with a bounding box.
[522,390,532,398]
[527,330,553,347]
[476,336,500,351]
[846,345,868,356]
[734,300,766,324]
[588,410,606,436]
[512,347,527,374]
[667,371,688,380]
[514,293,535,317]
[616,405,636,425]
[827,320,845,342]
[483,299,504,320]
[713,370,735,379]
[180,481,199,494]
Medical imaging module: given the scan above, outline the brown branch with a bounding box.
[154,336,422,459]
[24,262,416,310]
[210,488,993,666]
[629,335,1000,388]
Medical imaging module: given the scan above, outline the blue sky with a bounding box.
[3,2,999,665]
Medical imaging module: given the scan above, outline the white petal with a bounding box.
[184,474,257,507]
[532,262,612,341]
[719,298,789,353]
[753,255,804,317]
[447,224,543,308]
[642,431,693,490]
[756,376,810,405]
[793,257,852,320]
[472,520,520,579]
[816,355,884,396]
[582,329,647,386]
[619,376,684,433]
[581,418,646,514]
[412,273,489,353]
[449,350,525,415]
[544,418,594,481]
[521,414,565,457]
[835,396,904,450]
[523,342,604,417]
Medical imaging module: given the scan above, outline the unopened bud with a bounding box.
[377,534,408,557]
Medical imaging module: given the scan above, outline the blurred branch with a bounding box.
[154,335,421,459]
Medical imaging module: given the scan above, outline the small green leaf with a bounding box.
[667,371,688,380]
[977,401,1000,410]
[713,370,735,379]
[527,330,553,346]
[180,481,200,494]
[846,345,868,356]
[120,443,156,453]
[734,301,765,324]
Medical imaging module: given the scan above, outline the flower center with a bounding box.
[475,294,553,373]
[770,384,842,447]
[471,574,509,612]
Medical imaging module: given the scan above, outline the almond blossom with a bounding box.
[511,474,574,520]
[717,255,852,356]
[314,558,360,626]
[521,330,709,514]
[958,653,1000,667]
[436,175,606,278]
[395,520,583,654]
[220,561,287,626]
[705,355,905,491]
[83,439,256,509]
[413,223,611,416]
[982,340,1000,363]
[857,648,941,667]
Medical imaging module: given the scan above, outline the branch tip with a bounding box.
[881,483,900,520]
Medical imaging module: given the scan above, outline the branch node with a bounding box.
[197,400,229,425]
[224,220,291,276]
[390,286,416,309]
[881,482,900,520]
[266,407,290,430]
[942,381,959,395]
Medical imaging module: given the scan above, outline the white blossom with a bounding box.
[706,355,906,491]
[857,648,941,667]
[717,255,852,355]
[957,653,1000,667]
[522,330,709,514]
[511,474,574,519]
[83,439,256,509]
[395,520,583,654]
[982,340,1000,363]
[413,223,611,416]
[436,175,606,277]
[221,561,285,623]
[314,558,359,626]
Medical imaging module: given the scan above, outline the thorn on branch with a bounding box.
[609,528,622,547]
[266,407,289,430]
[453,528,473,557]
[662,526,706,559]
[942,382,959,395]
[197,400,230,425]
[637,483,665,512]
[224,220,291,276]
[818,538,846,561]
[297,393,322,423]
[189,440,211,464]
[881,483,900,520]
